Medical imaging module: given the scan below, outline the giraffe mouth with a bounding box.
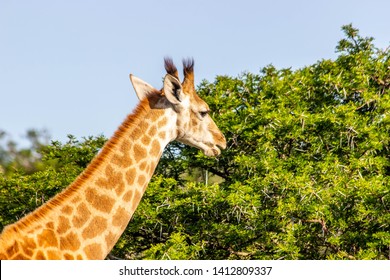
[203,146,221,157]
[176,132,226,157]
[205,134,227,157]
[178,139,222,157]
[203,140,226,157]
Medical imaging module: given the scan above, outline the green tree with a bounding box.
[114,24,389,260]
[0,129,50,175]
[0,135,106,229]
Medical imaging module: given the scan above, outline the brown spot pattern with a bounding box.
[37,229,58,247]
[150,140,161,157]
[158,117,167,127]
[95,165,124,190]
[141,135,151,145]
[112,206,128,228]
[111,154,132,168]
[21,237,36,258]
[110,142,133,168]
[132,127,142,139]
[85,187,115,213]
[122,190,133,202]
[84,244,103,260]
[132,191,142,211]
[120,141,131,154]
[62,205,73,215]
[60,232,81,251]
[82,216,107,239]
[57,216,71,234]
[46,222,54,229]
[6,241,19,256]
[148,125,157,137]
[133,144,147,162]
[71,196,82,204]
[125,168,136,185]
[115,181,125,196]
[64,253,74,260]
[105,231,116,249]
[138,175,146,186]
[47,250,61,259]
[72,203,91,228]
[35,251,45,260]
[158,131,166,139]
[139,161,147,171]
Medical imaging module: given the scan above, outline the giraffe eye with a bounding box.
[199,111,209,118]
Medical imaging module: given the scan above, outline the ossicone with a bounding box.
[182,57,194,78]
[164,57,179,79]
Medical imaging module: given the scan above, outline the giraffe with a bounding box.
[0,58,226,260]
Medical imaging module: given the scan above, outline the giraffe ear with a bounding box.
[129,74,156,101]
[163,74,183,105]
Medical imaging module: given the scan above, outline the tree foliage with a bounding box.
[0,135,106,228]
[0,129,50,175]
[1,25,389,259]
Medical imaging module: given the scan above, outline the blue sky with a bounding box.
[1,0,389,146]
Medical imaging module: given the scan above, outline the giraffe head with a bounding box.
[130,58,226,156]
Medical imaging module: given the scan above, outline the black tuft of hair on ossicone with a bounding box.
[164,57,179,78]
[182,57,194,76]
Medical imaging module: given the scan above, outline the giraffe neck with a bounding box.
[0,96,176,260]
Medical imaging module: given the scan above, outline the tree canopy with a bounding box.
[1,25,389,259]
